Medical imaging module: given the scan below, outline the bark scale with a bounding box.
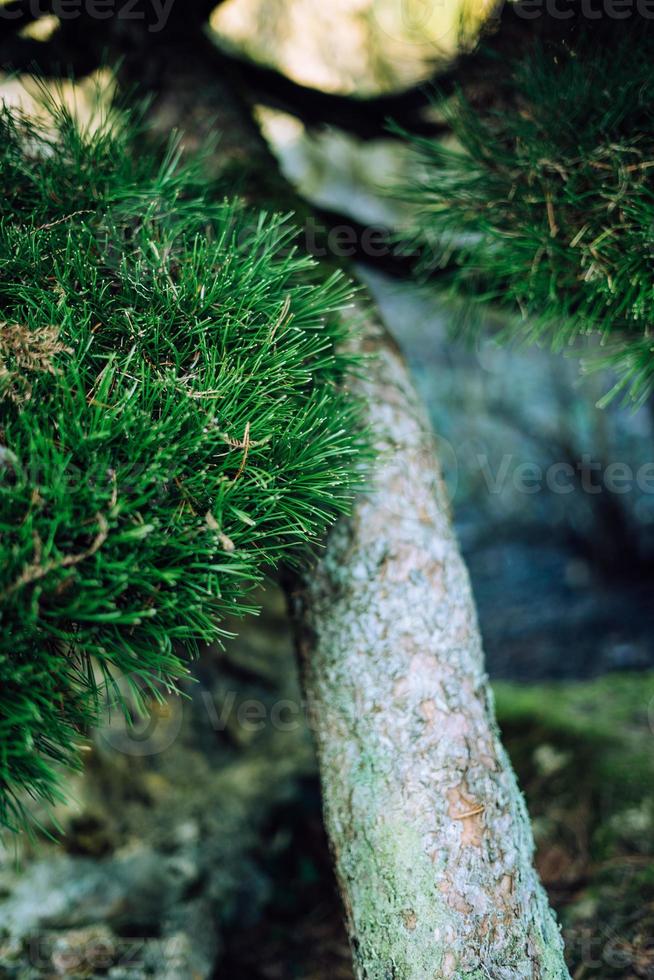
[294,312,571,979]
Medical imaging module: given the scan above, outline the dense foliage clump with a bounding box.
[0,99,363,832]
[400,28,654,407]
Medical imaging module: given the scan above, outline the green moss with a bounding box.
[494,672,654,817]
[495,672,654,978]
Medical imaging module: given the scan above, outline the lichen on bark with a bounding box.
[294,311,570,979]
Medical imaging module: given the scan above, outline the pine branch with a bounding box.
[398,26,654,407]
[0,98,366,833]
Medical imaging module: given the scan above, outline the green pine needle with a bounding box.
[398,27,654,408]
[0,96,365,833]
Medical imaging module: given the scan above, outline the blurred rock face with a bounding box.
[358,268,654,682]
[211,0,493,93]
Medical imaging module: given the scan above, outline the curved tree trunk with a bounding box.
[1,16,570,970]
[293,312,570,979]
[144,47,570,975]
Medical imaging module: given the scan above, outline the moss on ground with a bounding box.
[220,669,654,979]
[496,672,654,979]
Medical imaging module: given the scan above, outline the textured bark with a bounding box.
[5,29,570,971]
[294,312,571,979]
[143,55,569,975]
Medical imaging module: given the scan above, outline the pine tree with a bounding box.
[0,9,576,973]
[0,97,364,833]
[399,25,654,408]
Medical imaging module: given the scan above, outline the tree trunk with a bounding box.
[1,21,570,972]
[293,312,570,979]
[141,49,569,977]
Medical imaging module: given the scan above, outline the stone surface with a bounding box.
[0,589,315,979]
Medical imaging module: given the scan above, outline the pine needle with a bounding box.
[398,26,654,408]
[0,96,366,834]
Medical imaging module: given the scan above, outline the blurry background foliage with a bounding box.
[210,0,492,94]
[0,0,493,225]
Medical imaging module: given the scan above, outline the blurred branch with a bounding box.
[209,0,557,140]
[0,34,100,76]
[215,45,449,141]
[307,207,420,277]
[306,206,458,283]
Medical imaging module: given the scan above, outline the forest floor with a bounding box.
[219,611,654,980]
[1,598,652,980]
